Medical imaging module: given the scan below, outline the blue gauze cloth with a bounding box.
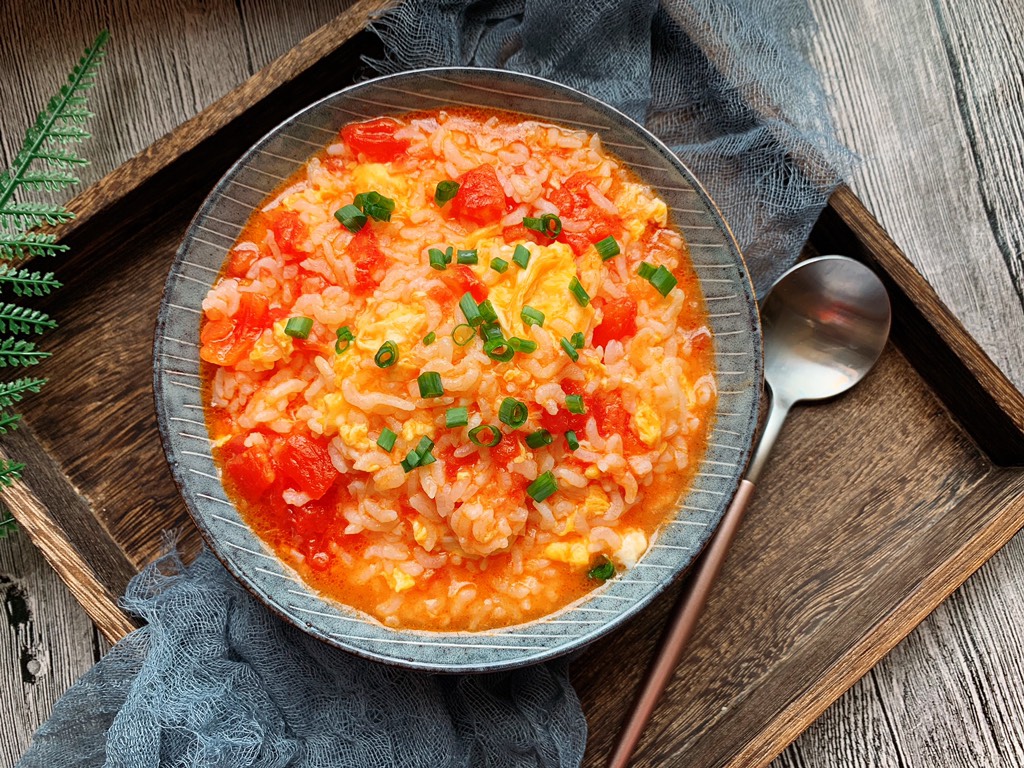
[17,2,848,766]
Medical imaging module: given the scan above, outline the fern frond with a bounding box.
[0,304,56,335]
[0,29,108,210]
[0,378,47,409]
[0,202,75,229]
[0,231,69,259]
[0,460,25,487]
[0,265,62,296]
[0,338,51,367]
[0,412,21,434]
[33,148,89,170]
[9,171,81,192]
[0,502,16,538]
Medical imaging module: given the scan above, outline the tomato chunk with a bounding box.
[539,379,588,435]
[347,225,386,295]
[453,264,488,303]
[270,210,307,261]
[502,223,544,246]
[226,247,259,278]
[450,165,506,226]
[278,434,336,500]
[593,296,638,349]
[199,292,269,366]
[226,444,276,499]
[550,173,621,256]
[490,433,523,469]
[340,118,409,163]
[593,393,645,453]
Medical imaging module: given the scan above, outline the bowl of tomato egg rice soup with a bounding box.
[154,68,762,672]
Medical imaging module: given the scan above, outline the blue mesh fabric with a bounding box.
[18,2,848,766]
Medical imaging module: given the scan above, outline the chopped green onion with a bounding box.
[512,244,531,269]
[374,340,399,368]
[637,262,657,280]
[569,276,590,307]
[521,306,545,327]
[649,265,679,297]
[490,257,509,273]
[459,292,483,326]
[523,213,562,238]
[417,372,444,398]
[423,331,436,346]
[479,322,504,342]
[335,326,354,355]
[376,427,397,452]
[451,323,476,346]
[587,555,615,581]
[566,395,585,414]
[418,450,437,467]
[354,191,396,222]
[595,236,620,261]
[468,424,501,447]
[560,337,580,362]
[401,448,421,473]
[508,337,538,354]
[284,316,313,340]
[445,407,468,428]
[434,180,460,206]
[428,248,448,271]
[483,336,515,362]
[526,470,558,502]
[478,299,498,324]
[565,430,580,451]
[457,249,478,265]
[415,435,435,456]
[570,332,585,349]
[335,204,367,233]
[499,397,528,429]
[525,429,553,449]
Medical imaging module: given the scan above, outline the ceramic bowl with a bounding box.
[154,67,762,672]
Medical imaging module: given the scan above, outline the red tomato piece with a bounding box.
[452,264,489,303]
[538,380,588,435]
[340,118,409,163]
[199,292,269,366]
[225,444,276,499]
[226,247,259,278]
[550,173,622,256]
[271,210,307,261]
[278,434,336,500]
[490,433,522,469]
[450,165,506,226]
[592,296,638,349]
[347,225,386,295]
[502,224,544,246]
[593,394,645,453]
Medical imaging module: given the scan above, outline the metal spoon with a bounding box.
[609,255,892,768]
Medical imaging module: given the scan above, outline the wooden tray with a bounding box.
[3,2,1024,765]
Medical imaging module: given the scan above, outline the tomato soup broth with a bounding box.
[201,109,716,631]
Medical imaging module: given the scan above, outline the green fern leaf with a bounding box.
[0,502,16,539]
[0,460,25,487]
[0,411,21,434]
[0,202,74,229]
[0,231,70,259]
[33,148,89,170]
[0,378,47,409]
[0,265,62,296]
[11,171,81,192]
[0,305,56,335]
[0,338,51,367]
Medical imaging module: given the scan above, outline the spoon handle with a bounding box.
[607,478,756,768]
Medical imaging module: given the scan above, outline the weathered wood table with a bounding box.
[2,1,1022,766]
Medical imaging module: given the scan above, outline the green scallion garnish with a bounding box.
[374,340,399,368]
[459,292,483,326]
[525,429,553,449]
[469,424,501,447]
[284,316,313,340]
[523,213,562,238]
[415,435,435,456]
[401,448,421,473]
[445,407,468,428]
[423,331,436,346]
[377,427,397,452]
[560,337,580,362]
[353,191,396,222]
[452,323,476,346]
[457,249,478,265]
[565,430,580,451]
[434,180,460,207]
[508,337,538,354]
[478,299,498,324]
[428,248,448,271]
[587,555,615,581]
[335,326,354,355]
[418,450,437,467]
[595,236,620,261]
[521,306,545,327]
[417,371,444,399]
[335,204,367,233]
[499,397,528,429]
[526,470,558,502]
[637,262,657,280]
[570,332,585,349]
[512,244,531,269]
[480,322,504,342]
[569,276,590,307]
[649,265,678,297]
[566,395,585,414]
[483,336,515,362]
[490,257,509,274]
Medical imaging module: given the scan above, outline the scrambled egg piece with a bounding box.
[349,163,411,208]
[487,240,595,337]
[615,530,648,568]
[615,182,668,241]
[248,319,294,370]
[633,400,662,446]
[401,416,434,442]
[336,418,370,451]
[352,302,426,367]
[583,486,611,517]
[543,539,590,567]
[383,568,415,593]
